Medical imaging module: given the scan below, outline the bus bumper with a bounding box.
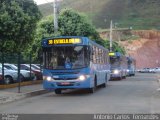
[43,78,92,90]
[110,73,121,79]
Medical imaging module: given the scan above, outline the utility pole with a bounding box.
[53,0,58,33]
[109,20,113,52]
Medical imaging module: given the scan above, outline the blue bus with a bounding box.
[127,57,136,76]
[42,36,110,94]
[109,52,128,80]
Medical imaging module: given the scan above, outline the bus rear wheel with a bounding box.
[102,75,107,88]
[55,89,62,94]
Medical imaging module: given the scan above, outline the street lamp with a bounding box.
[53,0,58,33]
[109,20,113,52]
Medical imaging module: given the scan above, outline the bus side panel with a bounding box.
[90,63,110,86]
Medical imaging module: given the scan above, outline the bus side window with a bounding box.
[96,47,99,64]
[92,46,96,63]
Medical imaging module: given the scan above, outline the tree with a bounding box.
[58,9,98,37]
[27,8,125,61]
[0,0,41,53]
[103,39,126,55]
[27,8,103,60]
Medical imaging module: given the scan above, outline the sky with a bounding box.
[33,0,54,5]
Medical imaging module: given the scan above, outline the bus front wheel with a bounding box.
[89,87,95,93]
[55,89,62,94]
[89,77,97,93]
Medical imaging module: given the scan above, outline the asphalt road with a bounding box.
[0,73,160,114]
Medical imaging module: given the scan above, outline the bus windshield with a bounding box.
[43,46,89,70]
[110,57,120,69]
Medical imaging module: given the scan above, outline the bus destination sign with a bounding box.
[48,38,82,45]
[109,52,115,56]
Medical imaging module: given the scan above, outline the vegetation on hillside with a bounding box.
[38,0,160,30]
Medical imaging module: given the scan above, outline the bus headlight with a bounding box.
[79,75,85,81]
[43,76,53,81]
[46,76,52,81]
[113,70,120,74]
[78,75,90,81]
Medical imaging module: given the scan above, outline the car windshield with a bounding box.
[10,64,18,70]
[43,46,89,69]
[24,65,37,71]
[31,65,40,70]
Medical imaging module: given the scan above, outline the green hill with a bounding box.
[38,0,160,30]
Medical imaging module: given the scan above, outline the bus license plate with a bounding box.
[61,82,70,85]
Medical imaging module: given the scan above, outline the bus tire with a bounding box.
[89,77,97,93]
[102,75,107,88]
[55,89,62,94]
[101,83,107,88]
[118,75,122,80]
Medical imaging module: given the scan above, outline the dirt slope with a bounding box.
[121,30,160,69]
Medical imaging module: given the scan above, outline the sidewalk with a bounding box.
[0,83,50,104]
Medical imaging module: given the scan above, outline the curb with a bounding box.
[0,89,51,105]
[0,80,42,89]
[25,89,51,97]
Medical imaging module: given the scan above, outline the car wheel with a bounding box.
[19,74,25,82]
[33,76,37,81]
[4,76,13,84]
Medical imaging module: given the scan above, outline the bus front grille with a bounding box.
[52,71,80,75]
[54,77,78,80]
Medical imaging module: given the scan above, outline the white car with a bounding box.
[155,67,160,72]
[139,68,156,73]
[4,63,36,81]
[0,65,23,84]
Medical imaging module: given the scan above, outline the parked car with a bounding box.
[31,64,40,70]
[155,67,160,72]
[139,68,156,73]
[4,63,36,81]
[0,65,23,84]
[20,64,42,80]
[149,68,156,73]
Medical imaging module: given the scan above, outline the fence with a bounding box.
[0,52,43,86]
